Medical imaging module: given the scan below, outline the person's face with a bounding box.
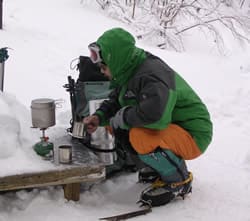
[98,63,112,80]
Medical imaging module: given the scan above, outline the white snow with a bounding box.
[0,0,250,220]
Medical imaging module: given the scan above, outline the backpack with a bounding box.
[64,56,111,130]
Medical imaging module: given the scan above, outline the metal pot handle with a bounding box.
[54,99,65,108]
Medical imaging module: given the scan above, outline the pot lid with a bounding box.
[31,98,55,108]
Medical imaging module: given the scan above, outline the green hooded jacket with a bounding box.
[97,28,146,88]
[95,28,213,153]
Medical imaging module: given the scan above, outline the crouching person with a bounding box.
[83,27,213,207]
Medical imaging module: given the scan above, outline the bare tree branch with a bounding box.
[95,0,250,52]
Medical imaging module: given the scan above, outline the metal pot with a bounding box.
[31,98,56,129]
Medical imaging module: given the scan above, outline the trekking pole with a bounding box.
[63,76,78,132]
[68,76,77,122]
[0,47,9,92]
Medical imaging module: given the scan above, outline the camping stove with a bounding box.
[33,128,54,158]
[31,98,56,158]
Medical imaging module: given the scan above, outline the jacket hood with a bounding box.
[96,28,146,87]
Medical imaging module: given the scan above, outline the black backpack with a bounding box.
[77,56,108,82]
[64,56,110,130]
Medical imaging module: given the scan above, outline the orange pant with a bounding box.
[129,124,201,160]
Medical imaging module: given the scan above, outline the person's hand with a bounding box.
[83,115,100,133]
[110,107,129,130]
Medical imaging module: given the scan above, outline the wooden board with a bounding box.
[0,136,106,201]
[0,165,105,191]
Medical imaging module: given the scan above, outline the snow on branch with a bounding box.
[93,0,250,52]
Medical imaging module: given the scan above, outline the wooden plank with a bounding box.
[63,183,81,201]
[0,166,105,191]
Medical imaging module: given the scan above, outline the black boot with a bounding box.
[139,172,193,207]
[138,167,160,183]
[139,148,192,207]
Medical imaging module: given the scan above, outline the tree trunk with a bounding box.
[0,0,3,29]
[132,0,136,19]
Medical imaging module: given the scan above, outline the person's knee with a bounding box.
[129,128,161,154]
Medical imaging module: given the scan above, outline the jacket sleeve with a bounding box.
[94,87,121,126]
[124,73,176,129]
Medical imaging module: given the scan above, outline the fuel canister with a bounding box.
[33,136,54,158]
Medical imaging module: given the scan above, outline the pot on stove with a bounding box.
[31,98,57,129]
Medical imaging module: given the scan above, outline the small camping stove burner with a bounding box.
[32,127,54,159]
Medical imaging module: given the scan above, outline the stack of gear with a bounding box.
[64,56,140,175]
[64,56,110,131]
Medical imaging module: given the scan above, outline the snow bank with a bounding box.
[0,92,60,176]
[0,92,34,158]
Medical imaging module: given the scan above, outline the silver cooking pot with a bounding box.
[31,98,62,129]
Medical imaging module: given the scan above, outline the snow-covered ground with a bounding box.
[1,0,250,220]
